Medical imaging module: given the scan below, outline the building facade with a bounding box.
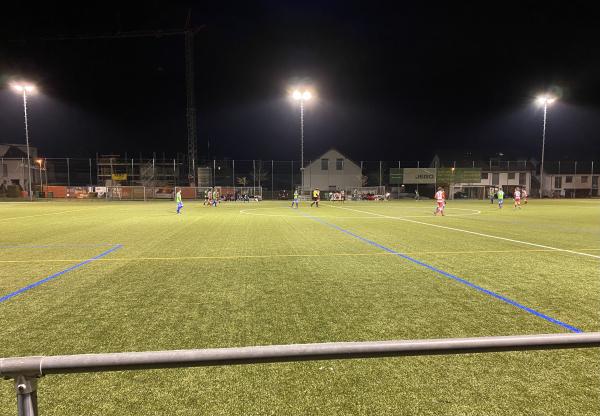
[0,143,39,191]
[542,173,599,197]
[302,149,362,191]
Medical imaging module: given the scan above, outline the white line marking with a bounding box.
[240,206,481,219]
[326,205,600,260]
[3,248,599,264]
[0,209,94,222]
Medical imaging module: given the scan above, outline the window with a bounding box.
[492,173,499,185]
[554,176,562,188]
[581,176,588,183]
[565,176,573,183]
[481,172,488,180]
[336,158,344,171]
[519,172,526,185]
[508,172,515,180]
[321,158,329,170]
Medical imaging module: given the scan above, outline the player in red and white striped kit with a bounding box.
[513,187,522,209]
[434,187,446,216]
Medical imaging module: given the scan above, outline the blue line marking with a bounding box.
[0,244,123,304]
[301,213,583,333]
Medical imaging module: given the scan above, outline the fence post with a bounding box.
[271,160,274,200]
[173,159,177,187]
[213,160,216,186]
[89,158,93,186]
[67,158,70,189]
[253,160,256,189]
[591,161,594,197]
[15,375,38,416]
[379,161,382,187]
[291,160,294,191]
[232,159,235,187]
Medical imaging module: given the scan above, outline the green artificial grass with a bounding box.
[0,199,599,415]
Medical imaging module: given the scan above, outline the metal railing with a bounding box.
[2,332,599,415]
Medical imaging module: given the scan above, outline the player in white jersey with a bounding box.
[434,187,446,216]
[513,187,522,209]
[521,188,528,204]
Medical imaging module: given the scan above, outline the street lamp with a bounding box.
[291,88,313,191]
[36,159,43,195]
[535,94,557,198]
[10,82,37,201]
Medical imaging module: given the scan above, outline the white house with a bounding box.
[0,144,39,190]
[542,172,599,197]
[449,170,533,199]
[302,149,362,191]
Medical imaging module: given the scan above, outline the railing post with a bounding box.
[15,375,38,416]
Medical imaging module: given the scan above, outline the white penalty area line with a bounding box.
[2,248,599,263]
[326,205,600,260]
[0,208,97,222]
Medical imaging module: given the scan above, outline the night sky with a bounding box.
[1,1,600,162]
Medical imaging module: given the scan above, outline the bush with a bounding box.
[6,185,20,198]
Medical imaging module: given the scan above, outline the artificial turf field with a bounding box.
[0,198,599,415]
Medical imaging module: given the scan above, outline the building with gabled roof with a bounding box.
[302,148,362,191]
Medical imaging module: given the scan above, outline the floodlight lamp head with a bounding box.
[302,91,312,100]
[10,83,24,93]
[536,94,556,106]
[10,82,36,94]
[292,90,302,100]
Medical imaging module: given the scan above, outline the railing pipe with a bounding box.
[2,332,599,378]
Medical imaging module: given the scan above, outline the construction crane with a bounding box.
[43,11,205,185]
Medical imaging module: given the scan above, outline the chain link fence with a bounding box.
[1,157,598,199]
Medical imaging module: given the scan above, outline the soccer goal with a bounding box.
[96,186,147,201]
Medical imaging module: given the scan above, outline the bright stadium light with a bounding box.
[536,94,556,107]
[289,87,315,191]
[10,82,36,94]
[10,81,38,201]
[535,93,558,198]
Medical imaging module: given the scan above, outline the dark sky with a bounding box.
[1,1,600,162]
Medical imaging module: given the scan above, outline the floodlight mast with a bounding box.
[536,94,556,198]
[10,82,36,201]
[292,89,312,192]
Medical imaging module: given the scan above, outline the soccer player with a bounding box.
[203,189,209,206]
[434,186,445,216]
[291,189,299,208]
[213,189,219,207]
[514,186,522,209]
[175,188,183,214]
[489,187,495,204]
[522,188,528,204]
[497,187,504,209]
[207,188,213,207]
[310,188,320,207]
